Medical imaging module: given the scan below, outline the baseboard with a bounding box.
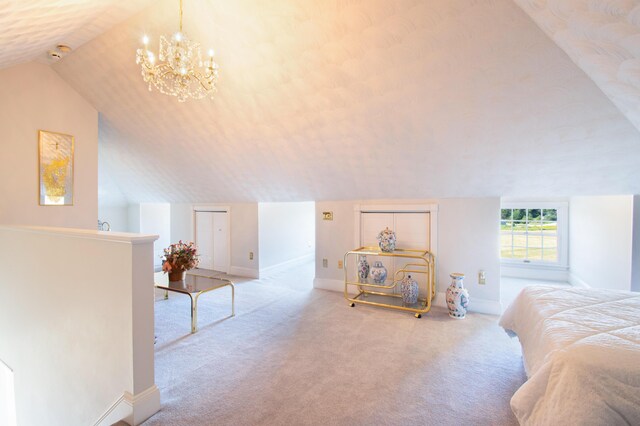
[94,385,160,426]
[260,253,314,277]
[313,277,343,292]
[313,278,501,315]
[228,266,259,279]
[434,292,502,316]
[569,272,590,288]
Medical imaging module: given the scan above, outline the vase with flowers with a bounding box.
[161,240,200,281]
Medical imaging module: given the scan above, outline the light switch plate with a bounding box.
[479,270,486,285]
[249,251,254,260]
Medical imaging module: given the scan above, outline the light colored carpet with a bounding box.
[146,262,525,425]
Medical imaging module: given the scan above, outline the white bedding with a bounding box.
[499,285,640,425]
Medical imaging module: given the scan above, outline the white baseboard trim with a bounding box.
[260,253,314,277]
[313,278,502,315]
[313,277,343,292]
[434,292,502,316]
[569,272,591,288]
[94,385,160,426]
[228,266,259,279]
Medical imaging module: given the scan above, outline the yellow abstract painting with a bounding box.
[39,130,74,205]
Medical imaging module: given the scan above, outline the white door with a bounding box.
[195,211,215,270]
[212,212,229,272]
[360,212,430,294]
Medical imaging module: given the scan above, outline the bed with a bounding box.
[499,285,640,425]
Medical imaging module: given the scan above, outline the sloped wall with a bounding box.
[0,62,98,228]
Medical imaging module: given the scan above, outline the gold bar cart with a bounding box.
[344,247,436,318]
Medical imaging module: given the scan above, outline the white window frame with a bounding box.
[500,202,568,269]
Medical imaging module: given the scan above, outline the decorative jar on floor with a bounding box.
[357,255,370,282]
[370,261,387,284]
[446,272,469,319]
[400,274,419,305]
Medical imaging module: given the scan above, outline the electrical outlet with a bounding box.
[322,258,328,268]
[479,270,486,285]
[249,251,254,260]
[338,260,343,269]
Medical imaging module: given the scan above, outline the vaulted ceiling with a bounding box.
[6,0,640,203]
[0,0,152,69]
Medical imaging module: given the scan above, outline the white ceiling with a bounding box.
[32,0,640,202]
[0,0,152,69]
[515,0,640,133]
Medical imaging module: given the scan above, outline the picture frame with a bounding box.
[38,130,74,206]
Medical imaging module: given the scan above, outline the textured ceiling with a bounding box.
[515,0,640,132]
[0,0,152,69]
[49,0,640,203]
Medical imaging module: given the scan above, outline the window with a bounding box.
[500,203,568,267]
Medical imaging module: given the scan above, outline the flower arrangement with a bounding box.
[377,227,397,252]
[161,240,200,274]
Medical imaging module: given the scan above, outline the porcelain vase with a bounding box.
[377,227,397,253]
[370,261,387,284]
[400,274,419,305]
[446,273,469,319]
[357,255,370,282]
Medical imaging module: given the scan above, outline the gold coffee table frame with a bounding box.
[344,247,435,318]
[155,272,235,333]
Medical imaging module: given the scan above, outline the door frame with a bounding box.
[353,204,438,257]
[192,205,231,274]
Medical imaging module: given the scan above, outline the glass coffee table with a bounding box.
[155,272,235,333]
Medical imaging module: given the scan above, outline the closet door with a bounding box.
[359,211,430,294]
[212,212,229,272]
[195,211,215,270]
[394,213,430,250]
[360,213,395,290]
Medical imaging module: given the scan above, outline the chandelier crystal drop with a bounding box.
[135,0,219,102]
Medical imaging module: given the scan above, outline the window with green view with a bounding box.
[500,208,558,263]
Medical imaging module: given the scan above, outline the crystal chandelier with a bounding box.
[136,0,219,102]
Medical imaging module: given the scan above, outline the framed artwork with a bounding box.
[38,130,74,206]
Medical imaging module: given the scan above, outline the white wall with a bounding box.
[98,204,129,232]
[138,203,171,268]
[0,226,159,426]
[630,195,640,292]
[128,204,141,233]
[314,198,501,314]
[569,195,634,290]
[170,203,260,277]
[258,202,315,272]
[0,62,98,229]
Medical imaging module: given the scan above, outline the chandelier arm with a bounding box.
[179,0,183,32]
[191,72,215,91]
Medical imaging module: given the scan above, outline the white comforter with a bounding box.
[499,286,640,426]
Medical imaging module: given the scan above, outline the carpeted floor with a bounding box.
[146,262,526,425]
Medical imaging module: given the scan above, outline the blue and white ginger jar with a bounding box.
[400,274,419,305]
[370,261,387,284]
[377,227,397,253]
